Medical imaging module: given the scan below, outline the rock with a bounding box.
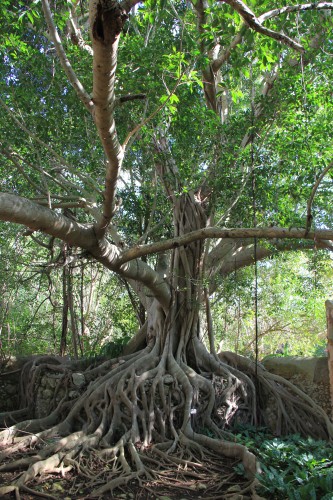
[43,389,53,399]
[69,390,80,399]
[163,374,173,385]
[262,356,329,383]
[72,372,85,387]
[46,376,58,389]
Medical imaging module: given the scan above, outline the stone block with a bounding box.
[72,372,85,388]
[262,356,328,383]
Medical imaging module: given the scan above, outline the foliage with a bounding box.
[234,425,333,499]
[212,250,332,358]
[0,231,138,357]
[0,0,333,358]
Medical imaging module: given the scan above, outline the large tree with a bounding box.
[1,0,333,495]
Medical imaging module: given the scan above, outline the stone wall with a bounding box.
[262,356,332,418]
[0,356,87,418]
[0,369,20,412]
[35,370,86,418]
[0,357,28,412]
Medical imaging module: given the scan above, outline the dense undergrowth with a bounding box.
[234,425,333,499]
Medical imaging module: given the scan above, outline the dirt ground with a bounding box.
[0,455,253,499]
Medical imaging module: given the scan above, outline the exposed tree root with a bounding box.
[0,343,332,498]
[219,350,333,439]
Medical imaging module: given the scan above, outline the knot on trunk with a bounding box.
[92,0,128,44]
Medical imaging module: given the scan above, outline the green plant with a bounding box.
[233,425,333,499]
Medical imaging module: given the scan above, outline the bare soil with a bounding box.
[0,453,251,499]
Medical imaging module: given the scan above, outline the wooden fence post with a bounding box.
[325,300,333,419]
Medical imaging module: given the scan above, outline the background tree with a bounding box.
[1,0,333,496]
[213,249,333,357]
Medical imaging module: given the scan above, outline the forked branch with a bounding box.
[89,0,128,236]
[220,0,305,52]
[41,0,94,113]
[259,2,333,23]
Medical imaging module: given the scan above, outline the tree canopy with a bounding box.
[1,0,333,357]
[1,0,333,496]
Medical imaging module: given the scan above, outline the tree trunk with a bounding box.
[1,203,333,498]
[167,194,206,359]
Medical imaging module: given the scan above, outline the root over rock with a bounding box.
[0,345,332,498]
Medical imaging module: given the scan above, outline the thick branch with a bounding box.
[89,0,126,235]
[118,93,146,104]
[41,0,94,113]
[220,0,305,52]
[211,28,246,72]
[115,226,333,264]
[213,3,333,71]
[68,6,94,56]
[259,3,333,23]
[0,193,95,247]
[120,0,143,11]
[0,193,171,308]
[208,239,333,293]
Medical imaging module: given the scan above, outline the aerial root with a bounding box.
[0,483,59,500]
[148,439,256,497]
[0,425,63,464]
[0,427,83,470]
[0,430,103,497]
[14,451,73,488]
[0,429,256,498]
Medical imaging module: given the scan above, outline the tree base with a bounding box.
[0,348,331,498]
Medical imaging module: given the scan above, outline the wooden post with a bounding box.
[325,300,333,419]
